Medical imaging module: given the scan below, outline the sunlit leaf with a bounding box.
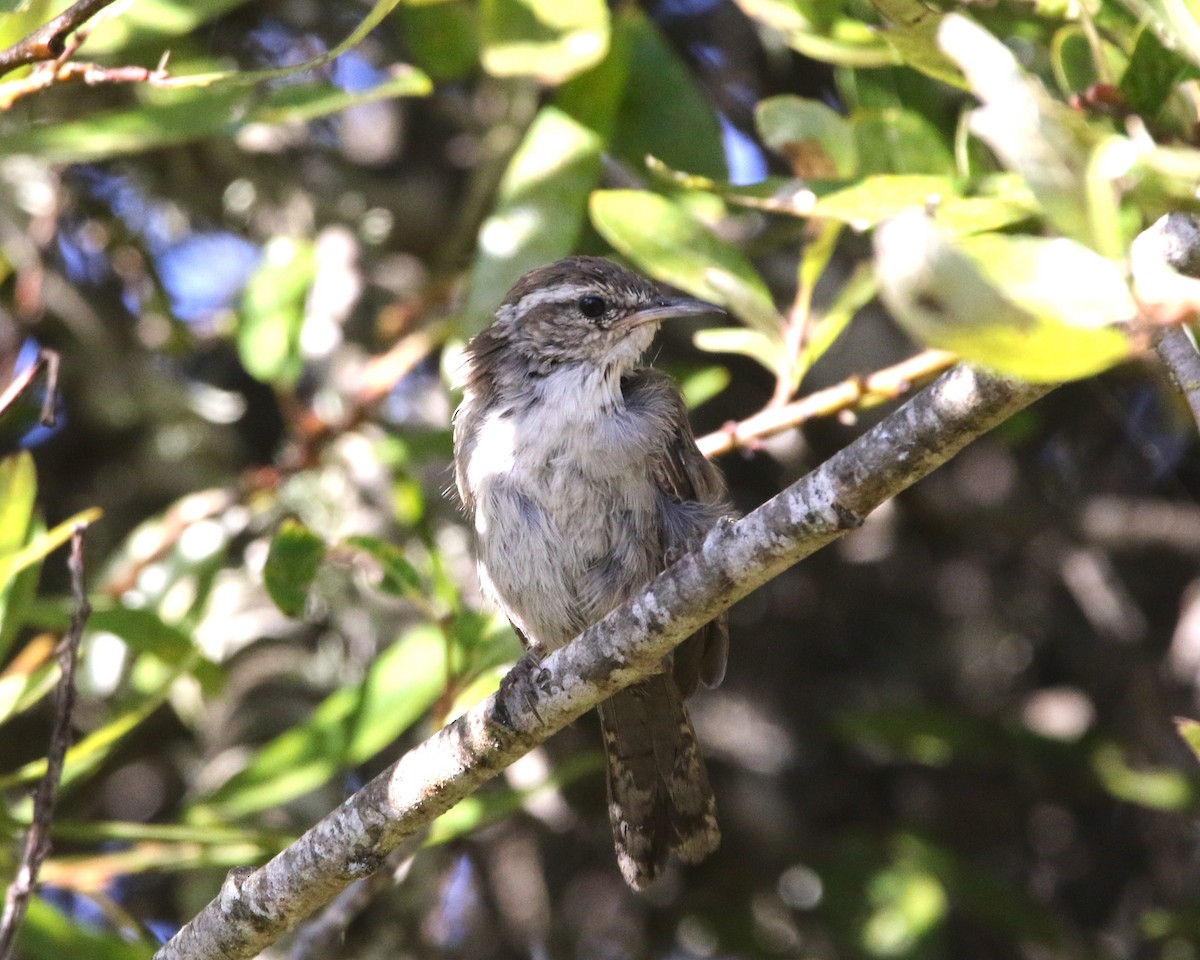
[1093,742,1194,810]
[0,70,432,163]
[863,846,948,956]
[870,0,966,90]
[0,507,102,599]
[480,0,609,83]
[1176,717,1200,767]
[939,14,1097,247]
[678,365,731,409]
[0,654,57,724]
[463,107,604,334]
[0,451,37,658]
[237,237,314,387]
[263,519,327,618]
[875,212,1134,382]
[693,327,782,375]
[81,0,257,54]
[192,624,446,820]
[0,452,36,558]
[734,0,896,68]
[590,189,780,334]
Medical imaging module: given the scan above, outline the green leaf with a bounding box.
[80,0,258,54]
[806,174,1038,236]
[693,328,782,374]
[736,0,896,68]
[398,1,480,82]
[607,13,725,179]
[263,519,327,618]
[17,897,153,960]
[757,96,858,178]
[590,189,780,334]
[870,0,967,90]
[938,14,1097,247]
[0,70,432,163]
[86,606,222,691]
[0,507,102,600]
[1093,742,1194,811]
[1176,717,1200,767]
[0,658,58,725]
[852,106,955,176]
[795,262,878,383]
[343,535,425,602]
[192,624,446,820]
[480,0,609,83]
[237,237,315,386]
[1119,25,1196,118]
[0,452,36,558]
[463,106,604,334]
[0,451,37,658]
[874,213,1134,382]
[862,843,948,956]
[0,667,183,791]
[677,365,731,409]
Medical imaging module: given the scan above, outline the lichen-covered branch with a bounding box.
[153,365,1050,960]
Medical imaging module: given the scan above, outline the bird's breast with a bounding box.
[465,390,663,650]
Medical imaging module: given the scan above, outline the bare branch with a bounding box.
[0,525,93,959]
[0,347,60,428]
[0,58,172,110]
[152,364,1050,960]
[698,348,957,458]
[0,0,122,80]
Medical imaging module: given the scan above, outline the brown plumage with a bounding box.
[453,256,729,887]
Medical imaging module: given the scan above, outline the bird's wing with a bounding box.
[624,369,730,694]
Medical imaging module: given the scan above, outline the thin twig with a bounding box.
[0,525,93,960]
[698,348,958,458]
[0,58,172,110]
[0,348,60,427]
[152,365,1050,960]
[0,0,122,79]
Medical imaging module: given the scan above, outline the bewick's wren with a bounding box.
[453,256,730,888]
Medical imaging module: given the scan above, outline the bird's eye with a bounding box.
[578,295,607,319]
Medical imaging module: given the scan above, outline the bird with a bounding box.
[452,255,730,888]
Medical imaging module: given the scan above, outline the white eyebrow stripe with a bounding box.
[511,284,594,315]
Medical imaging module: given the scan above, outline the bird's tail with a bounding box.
[597,673,720,889]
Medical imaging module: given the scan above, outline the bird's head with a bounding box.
[468,257,723,386]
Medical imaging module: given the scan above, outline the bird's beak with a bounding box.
[620,295,726,331]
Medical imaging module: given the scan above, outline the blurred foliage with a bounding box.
[1,0,1200,958]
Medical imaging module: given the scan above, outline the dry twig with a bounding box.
[0,525,94,960]
[698,348,958,458]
